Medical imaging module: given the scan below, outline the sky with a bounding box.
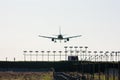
[0,0,120,61]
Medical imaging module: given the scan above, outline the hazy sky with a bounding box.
[0,0,120,61]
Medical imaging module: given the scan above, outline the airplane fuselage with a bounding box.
[58,35,63,39]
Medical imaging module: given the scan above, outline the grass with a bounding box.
[0,71,118,80]
[0,72,53,80]
[64,72,119,80]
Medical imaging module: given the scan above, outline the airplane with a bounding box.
[38,28,82,43]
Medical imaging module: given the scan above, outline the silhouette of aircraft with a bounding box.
[38,28,81,43]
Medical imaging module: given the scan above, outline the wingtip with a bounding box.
[38,35,40,37]
[78,35,82,37]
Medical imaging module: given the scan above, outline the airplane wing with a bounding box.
[64,35,82,39]
[38,35,57,39]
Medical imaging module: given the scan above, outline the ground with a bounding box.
[0,72,53,80]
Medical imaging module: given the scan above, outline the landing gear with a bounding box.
[54,40,57,43]
[64,40,67,43]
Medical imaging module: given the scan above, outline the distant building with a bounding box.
[68,56,78,61]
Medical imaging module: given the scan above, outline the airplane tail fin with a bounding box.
[59,26,61,35]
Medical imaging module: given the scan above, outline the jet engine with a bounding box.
[52,38,54,41]
[67,38,69,41]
